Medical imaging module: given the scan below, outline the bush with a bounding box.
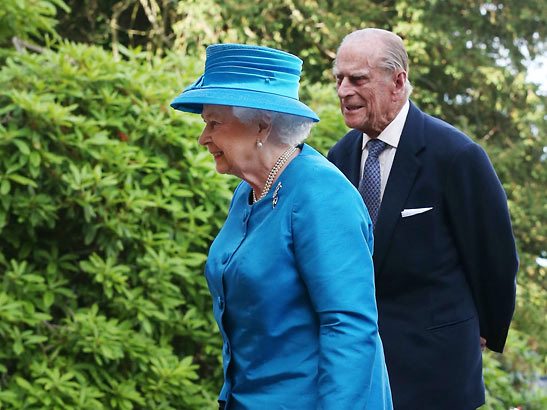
[0,42,236,409]
[482,330,547,410]
[0,0,69,46]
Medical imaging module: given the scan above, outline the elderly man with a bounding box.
[328,28,518,410]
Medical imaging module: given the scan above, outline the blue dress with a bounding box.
[205,144,392,409]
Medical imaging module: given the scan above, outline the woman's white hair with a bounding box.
[232,106,314,146]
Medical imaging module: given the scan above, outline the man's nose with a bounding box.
[337,77,354,98]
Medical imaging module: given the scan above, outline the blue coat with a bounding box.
[204,144,392,409]
[328,101,518,409]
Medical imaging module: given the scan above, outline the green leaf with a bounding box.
[29,151,41,167]
[7,174,37,187]
[15,377,33,391]
[43,291,55,308]
[12,139,30,155]
[142,174,159,185]
[13,340,23,355]
[0,179,10,195]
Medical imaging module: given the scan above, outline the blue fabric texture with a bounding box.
[170,44,319,121]
[204,144,392,409]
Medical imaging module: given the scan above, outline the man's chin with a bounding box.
[343,116,363,130]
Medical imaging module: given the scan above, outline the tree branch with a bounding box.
[12,37,45,54]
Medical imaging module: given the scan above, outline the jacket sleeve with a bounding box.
[445,142,518,352]
[292,170,388,409]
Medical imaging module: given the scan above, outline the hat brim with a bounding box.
[170,88,319,122]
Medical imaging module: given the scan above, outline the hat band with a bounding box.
[196,70,299,100]
[206,55,302,75]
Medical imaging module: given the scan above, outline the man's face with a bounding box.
[333,40,396,137]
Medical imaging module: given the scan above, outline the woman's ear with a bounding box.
[257,113,273,139]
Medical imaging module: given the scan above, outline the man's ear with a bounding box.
[393,70,407,99]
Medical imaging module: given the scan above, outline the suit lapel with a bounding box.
[373,102,426,274]
[346,130,364,187]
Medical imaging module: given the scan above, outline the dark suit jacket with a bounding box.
[328,101,518,410]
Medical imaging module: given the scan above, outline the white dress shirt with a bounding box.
[360,100,410,200]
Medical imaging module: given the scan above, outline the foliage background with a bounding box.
[0,0,545,409]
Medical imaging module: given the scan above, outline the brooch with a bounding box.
[272,182,282,208]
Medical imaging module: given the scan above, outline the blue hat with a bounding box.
[170,44,319,122]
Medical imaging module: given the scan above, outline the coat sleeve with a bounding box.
[291,169,387,409]
[445,142,518,352]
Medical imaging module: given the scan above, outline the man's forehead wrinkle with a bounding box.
[334,63,371,77]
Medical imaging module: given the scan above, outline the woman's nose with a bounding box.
[198,127,209,146]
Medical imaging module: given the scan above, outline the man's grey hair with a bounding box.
[337,28,413,98]
[232,106,314,146]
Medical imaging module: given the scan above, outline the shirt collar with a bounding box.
[361,100,410,150]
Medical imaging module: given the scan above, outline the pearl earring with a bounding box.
[256,140,263,148]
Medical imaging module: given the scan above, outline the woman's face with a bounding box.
[199,104,258,178]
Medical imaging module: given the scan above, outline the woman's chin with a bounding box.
[214,163,230,175]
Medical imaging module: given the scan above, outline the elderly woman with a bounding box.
[171,44,392,410]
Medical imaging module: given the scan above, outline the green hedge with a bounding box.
[0,42,237,409]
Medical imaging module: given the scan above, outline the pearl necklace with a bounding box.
[253,145,297,203]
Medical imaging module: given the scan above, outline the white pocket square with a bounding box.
[401,207,433,218]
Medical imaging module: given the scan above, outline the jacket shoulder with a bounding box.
[421,110,476,150]
[299,145,362,197]
[328,129,361,157]
[404,105,483,166]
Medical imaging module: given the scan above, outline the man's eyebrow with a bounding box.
[334,70,370,78]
